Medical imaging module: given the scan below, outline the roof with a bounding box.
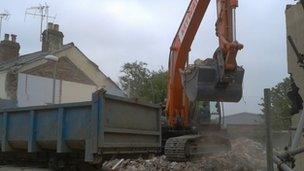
[0,43,74,72]
[0,42,126,97]
[0,99,16,109]
[71,46,124,94]
[225,112,264,125]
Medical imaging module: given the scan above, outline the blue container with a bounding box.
[0,90,161,163]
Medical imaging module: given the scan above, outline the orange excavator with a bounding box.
[163,0,244,161]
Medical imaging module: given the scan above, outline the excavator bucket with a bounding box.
[181,59,244,102]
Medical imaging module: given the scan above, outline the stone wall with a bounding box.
[286,3,304,171]
[5,72,18,100]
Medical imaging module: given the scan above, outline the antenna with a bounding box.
[25,2,56,41]
[0,10,10,39]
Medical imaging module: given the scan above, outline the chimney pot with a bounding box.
[0,34,20,63]
[42,23,64,52]
[54,24,59,31]
[4,34,9,41]
[47,22,54,30]
[11,34,17,43]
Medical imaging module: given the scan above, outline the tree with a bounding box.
[260,77,292,130]
[119,61,167,103]
[119,61,151,101]
[149,68,167,103]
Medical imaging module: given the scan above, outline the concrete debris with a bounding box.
[112,159,125,170]
[103,138,267,171]
[194,58,215,66]
[183,58,213,74]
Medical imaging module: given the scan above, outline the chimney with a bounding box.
[42,22,64,52]
[54,24,59,31]
[11,34,17,43]
[0,34,20,63]
[4,34,9,41]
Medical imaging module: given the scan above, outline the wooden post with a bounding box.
[264,88,274,171]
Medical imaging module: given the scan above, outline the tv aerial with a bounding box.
[25,2,56,41]
[0,10,10,38]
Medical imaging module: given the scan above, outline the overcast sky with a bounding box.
[0,0,296,114]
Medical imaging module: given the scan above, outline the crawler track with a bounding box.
[165,134,231,162]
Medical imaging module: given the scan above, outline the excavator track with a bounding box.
[165,135,200,161]
[165,134,231,162]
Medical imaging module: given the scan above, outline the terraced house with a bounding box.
[0,23,125,108]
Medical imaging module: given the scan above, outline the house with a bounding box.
[225,112,264,125]
[0,23,126,108]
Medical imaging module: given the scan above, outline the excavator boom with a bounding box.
[166,0,211,128]
[166,0,244,128]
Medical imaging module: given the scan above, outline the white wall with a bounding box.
[61,80,97,103]
[18,73,59,107]
[18,73,97,107]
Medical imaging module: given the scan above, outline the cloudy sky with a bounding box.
[0,0,295,114]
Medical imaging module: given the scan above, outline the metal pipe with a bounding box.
[52,62,58,104]
[273,155,293,171]
[0,17,3,39]
[278,147,304,159]
[291,109,304,150]
[221,102,225,126]
[217,102,222,126]
[40,8,44,41]
[45,55,59,104]
[264,88,274,171]
[288,127,304,131]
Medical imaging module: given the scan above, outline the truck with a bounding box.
[0,90,161,169]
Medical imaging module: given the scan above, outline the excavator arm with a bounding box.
[166,0,244,128]
[216,0,243,70]
[166,0,211,128]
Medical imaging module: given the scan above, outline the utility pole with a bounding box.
[0,10,10,38]
[25,3,56,41]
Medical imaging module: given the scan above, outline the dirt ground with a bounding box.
[103,138,267,171]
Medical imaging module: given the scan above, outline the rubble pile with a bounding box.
[103,138,266,171]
